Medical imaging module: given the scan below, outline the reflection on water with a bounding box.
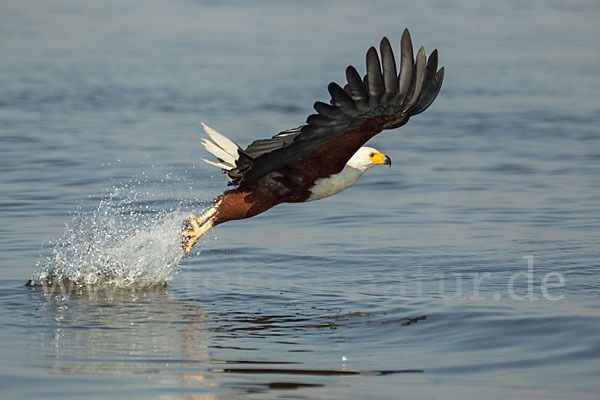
[26,286,214,394]
[24,284,426,396]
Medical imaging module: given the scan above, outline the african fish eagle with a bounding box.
[182,29,444,252]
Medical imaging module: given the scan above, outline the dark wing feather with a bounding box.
[328,82,358,114]
[412,67,444,115]
[402,47,427,111]
[344,66,369,111]
[242,127,302,159]
[380,37,397,102]
[397,29,414,105]
[227,29,444,187]
[314,101,345,119]
[366,47,384,107]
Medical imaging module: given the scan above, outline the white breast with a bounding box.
[306,165,363,202]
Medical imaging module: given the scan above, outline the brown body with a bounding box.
[211,169,308,225]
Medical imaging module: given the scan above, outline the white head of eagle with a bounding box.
[306,146,391,202]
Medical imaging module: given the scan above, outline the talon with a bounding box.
[181,210,216,253]
[183,233,200,253]
[181,214,197,233]
[181,215,199,252]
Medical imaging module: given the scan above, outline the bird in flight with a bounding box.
[182,29,444,252]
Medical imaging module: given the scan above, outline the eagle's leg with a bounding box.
[181,206,217,253]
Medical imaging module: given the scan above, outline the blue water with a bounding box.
[1,0,599,399]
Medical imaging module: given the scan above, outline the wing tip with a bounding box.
[380,36,391,48]
[401,29,412,47]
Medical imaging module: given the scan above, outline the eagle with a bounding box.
[182,29,444,253]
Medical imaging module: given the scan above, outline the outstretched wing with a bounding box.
[229,29,444,187]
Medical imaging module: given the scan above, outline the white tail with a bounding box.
[200,123,241,171]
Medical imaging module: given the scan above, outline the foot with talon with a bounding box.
[181,206,217,253]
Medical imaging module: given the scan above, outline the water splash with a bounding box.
[29,178,200,288]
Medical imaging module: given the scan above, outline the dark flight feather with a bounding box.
[397,29,414,105]
[403,46,427,111]
[412,67,444,115]
[328,82,357,113]
[366,47,384,107]
[345,66,370,111]
[380,37,397,102]
[314,101,345,119]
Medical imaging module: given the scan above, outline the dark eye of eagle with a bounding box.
[369,152,375,158]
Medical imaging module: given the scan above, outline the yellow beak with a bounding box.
[371,152,392,166]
